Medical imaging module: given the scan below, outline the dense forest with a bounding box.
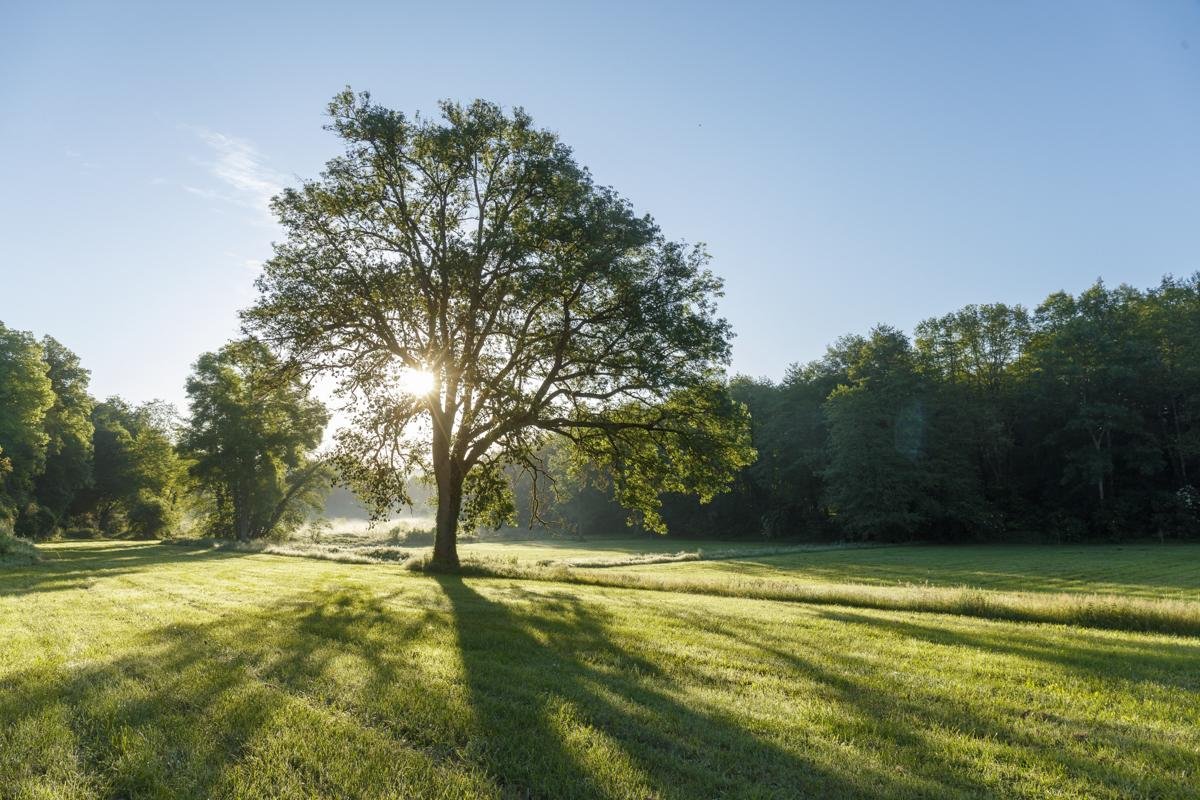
[3,275,1198,544]
[519,276,1200,542]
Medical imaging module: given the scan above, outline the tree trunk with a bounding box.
[235,511,251,543]
[262,461,326,541]
[433,470,463,569]
[433,479,463,569]
[1090,428,1105,503]
[431,427,464,569]
[1170,396,1189,484]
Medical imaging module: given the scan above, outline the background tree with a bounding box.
[1144,276,1200,491]
[244,90,754,568]
[0,322,54,530]
[1024,284,1162,533]
[26,336,95,537]
[74,398,188,538]
[823,327,983,540]
[753,352,850,536]
[182,340,329,542]
[914,303,1030,510]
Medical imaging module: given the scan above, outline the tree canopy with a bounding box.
[75,398,187,539]
[552,276,1200,543]
[28,336,95,536]
[244,90,754,567]
[0,322,55,529]
[182,340,329,542]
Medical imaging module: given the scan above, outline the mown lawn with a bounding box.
[320,530,827,565]
[460,536,732,563]
[2,541,1198,799]
[605,542,1200,600]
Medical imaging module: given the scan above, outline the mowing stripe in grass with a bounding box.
[161,539,1200,637]
[445,560,1200,638]
[5,542,1199,799]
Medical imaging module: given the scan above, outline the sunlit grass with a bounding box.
[467,561,1200,637]
[206,534,1200,636]
[2,541,1197,798]
[610,543,1200,600]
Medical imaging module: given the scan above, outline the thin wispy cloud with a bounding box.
[186,128,286,223]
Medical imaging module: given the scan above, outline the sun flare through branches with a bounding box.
[396,367,436,397]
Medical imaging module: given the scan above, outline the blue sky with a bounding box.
[2,1,1199,409]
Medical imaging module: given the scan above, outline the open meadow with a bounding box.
[6,7,1200,799]
[2,539,1198,799]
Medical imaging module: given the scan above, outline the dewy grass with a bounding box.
[555,543,868,569]
[454,558,1200,637]
[169,537,1200,636]
[2,541,1198,799]
[628,543,1200,601]
[164,537,417,565]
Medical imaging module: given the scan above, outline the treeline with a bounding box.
[0,327,327,542]
[6,275,1200,545]
[519,276,1200,542]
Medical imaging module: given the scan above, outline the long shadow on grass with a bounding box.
[693,608,1200,798]
[0,541,248,596]
[435,575,887,799]
[814,608,1200,691]
[0,588,470,798]
[13,571,1194,798]
[0,613,282,797]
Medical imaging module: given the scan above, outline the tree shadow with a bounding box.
[1,609,279,797]
[812,607,1200,691]
[0,587,483,798]
[0,541,250,597]
[5,569,1196,798]
[435,575,923,799]
[679,606,1200,798]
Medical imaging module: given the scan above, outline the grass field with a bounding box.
[603,543,1200,600]
[2,540,1198,799]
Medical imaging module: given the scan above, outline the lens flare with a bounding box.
[397,367,435,396]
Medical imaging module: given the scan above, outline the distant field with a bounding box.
[173,535,1200,634]
[458,537,843,565]
[2,541,1198,799]
[602,543,1200,600]
[321,530,1200,601]
[278,524,857,567]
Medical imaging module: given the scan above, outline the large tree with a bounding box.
[244,90,753,567]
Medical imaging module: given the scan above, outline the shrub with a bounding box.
[298,518,332,545]
[0,517,40,565]
[12,502,58,540]
[126,491,179,539]
[62,525,103,540]
[387,526,437,546]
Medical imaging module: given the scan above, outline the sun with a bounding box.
[397,367,436,396]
